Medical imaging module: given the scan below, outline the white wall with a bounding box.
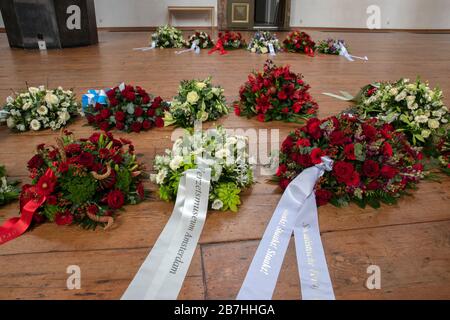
[290,0,450,29]
[1,0,449,29]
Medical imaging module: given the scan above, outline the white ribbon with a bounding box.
[122,163,211,300]
[175,40,200,55]
[237,157,335,300]
[0,110,9,121]
[133,41,156,51]
[268,43,276,56]
[339,44,368,61]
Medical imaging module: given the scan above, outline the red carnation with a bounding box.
[115,111,125,122]
[155,117,164,128]
[296,138,311,147]
[346,171,360,187]
[277,91,287,100]
[333,161,354,184]
[134,106,144,117]
[381,165,398,179]
[279,178,290,190]
[36,174,57,197]
[131,122,142,133]
[142,119,152,130]
[344,144,356,160]
[362,124,377,141]
[362,160,380,178]
[65,143,81,154]
[78,152,95,168]
[27,155,44,170]
[306,118,322,139]
[282,136,294,152]
[116,122,125,130]
[276,164,287,177]
[316,189,332,206]
[296,154,312,167]
[55,211,73,226]
[367,180,380,190]
[257,113,266,122]
[58,162,69,173]
[382,142,393,157]
[329,130,347,146]
[107,189,125,209]
[310,148,324,165]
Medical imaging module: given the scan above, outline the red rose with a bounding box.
[333,161,354,184]
[257,113,266,122]
[147,108,156,117]
[106,89,116,99]
[115,111,125,122]
[155,117,164,128]
[344,144,356,160]
[55,211,73,226]
[134,106,144,117]
[381,165,398,179]
[362,124,377,141]
[279,178,290,190]
[109,97,118,106]
[346,171,360,187]
[99,121,110,131]
[36,174,57,196]
[27,155,44,170]
[137,182,145,200]
[367,180,380,190]
[142,94,150,105]
[306,118,322,139]
[89,132,101,144]
[292,102,303,113]
[329,130,347,146]
[362,160,379,178]
[78,152,95,168]
[142,119,152,130]
[296,154,312,167]
[316,189,332,206]
[100,108,110,120]
[115,122,125,130]
[131,122,142,133]
[124,91,136,102]
[87,204,99,215]
[310,148,323,165]
[296,138,311,147]
[107,189,125,209]
[282,136,294,152]
[152,96,163,108]
[382,142,393,157]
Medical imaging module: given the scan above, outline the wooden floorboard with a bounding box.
[0,31,449,299]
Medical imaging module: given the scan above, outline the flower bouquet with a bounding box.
[247,31,281,54]
[209,31,246,55]
[352,78,449,146]
[151,25,184,48]
[276,114,424,208]
[234,60,318,122]
[22,131,147,229]
[184,31,214,49]
[315,38,349,55]
[164,77,228,128]
[85,84,167,133]
[0,165,20,207]
[1,86,78,132]
[151,127,254,212]
[283,30,315,56]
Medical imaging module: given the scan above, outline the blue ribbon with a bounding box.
[82,89,108,111]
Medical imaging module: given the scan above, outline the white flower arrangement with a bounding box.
[151,25,185,48]
[164,77,228,128]
[247,31,281,54]
[355,78,449,146]
[1,86,79,132]
[151,127,254,212]
[184,31,214,49]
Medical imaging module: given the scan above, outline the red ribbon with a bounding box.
[304,46,315,57]
[0,168,54,245]
[208,39,228,55]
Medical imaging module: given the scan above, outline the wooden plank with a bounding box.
[202,221,450,299]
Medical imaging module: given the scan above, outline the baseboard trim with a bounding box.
[290,26,450,34]
[98,26,217,32]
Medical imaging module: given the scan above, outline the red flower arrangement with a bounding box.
[283,31,315,56]
[276,114,424,208]
[209,31,246,55]
[21,130,147,229]
[85,84,168,133]
[234,60,318,122]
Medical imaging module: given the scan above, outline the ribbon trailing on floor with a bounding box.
[322,91,355,101]
[175,41,200,55]
[237,157,335,300]
[208,39,227,55]
[81,89,108,112]
[122,163,211,300]
[339,44,368,62]
[0,169,54,245]
[133,41,156,52]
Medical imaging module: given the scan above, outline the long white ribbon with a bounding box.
[133,41,156,51]
[175,40,200,55]
[122,165,211,300]
[237,157,335,300]
[339,44,368,61]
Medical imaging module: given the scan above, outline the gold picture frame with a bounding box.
[231,3,250,23]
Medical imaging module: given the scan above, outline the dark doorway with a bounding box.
[254,0,280,28]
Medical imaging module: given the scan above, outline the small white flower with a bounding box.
[59,111,70,122]
[37,105,48,115]
[421,129,431,138]
[155,169,168,184]
[414,115,428,123]
[169,155,184,171]
[211,199,223,210]
[28,87,39,95]
[389,88,398,96]
[395,91,407,102]
[6,96,14,104]
[22,102,32,111]
[45,93,59,105]
[428,119,440,129]
[6,117,15,128]
[30,119,41,131]
[17,124,26,131]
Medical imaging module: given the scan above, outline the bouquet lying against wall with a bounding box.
[247,31,281,54]
[234,60,318,122]
[184,31,214,49]
[22,131,147,229]
[352,78,449,147]
[152,126,254,212]
[276,114,424,208]
[0,165,20,207]
[85,84,168,133]
[315,38,349,55]
[151,25,185,48]
[164,77,228,128]
[209,31,246,55]
[283,31,315,56]
[1,86,78,132]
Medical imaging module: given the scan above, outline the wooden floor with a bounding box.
[0,30,450,300]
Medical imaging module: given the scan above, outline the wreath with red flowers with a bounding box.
[218,31,246,50]
[234,60,318,123]
[22,131,147,229]
[283,31,316,56]
[85,84,167,133]
[276,114,424,208]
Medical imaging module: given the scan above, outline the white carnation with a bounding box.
[414,115,428,123]
[428,119,440,129]
[45,93,59,105]
[169,155,184,171]
[37,105,48,115]
[6,96,14,104]
[22,102,32,111]
[211,199,223,210]
[6,117,15,128]
[395,91,407,102]
[59,111,70,122]
[30,119,41,131]
[28,87,39,95]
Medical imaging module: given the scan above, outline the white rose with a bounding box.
[428,119,440,129]
[169,155,184,171]
[421,129,431,138]
[186,91,199,104]
[395,91,407,102]
[39,85,45,91]
[6,117,15,128]
[198,111,209,122]
[45,93,59,105]
[37,105,48,115]
[28,87,39,95]
[22,102,32,111]
[251,47,256,53]
[59,111,70,122]
[6,96,14,104]
[195,82,207,90]
[211,199,224,210]
[30,119,41,131]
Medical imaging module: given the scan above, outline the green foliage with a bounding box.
[60,174,97,205]
[214,182,241,212]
